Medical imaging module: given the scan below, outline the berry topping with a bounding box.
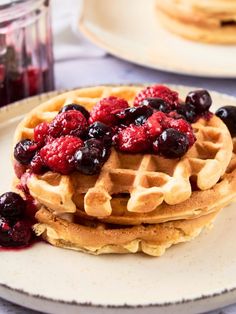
[176,103,198,123]
[39,136,84,175]
[168,118,196,146]
[49,110,88,138]
[186,90,212,113]
[89,96,129,126]
[74,143,105,175]
[145,111,166,138]
[141,98,172,113]
[167,111,185,120]
[85,138,111,162]
[14,139,38,165]
[30,154,46,174]
[153,128,189,158]
[0,218,32,248]
[134,85,179,107]
[34,122,49,146]
[11,220,32,246]
[85,122,113,145]
[116,105,153,126]
[115,125,150,153]
[0,192,26,219]
[0,217,12,247]
[215,106,236,137]
[59,104,90,120]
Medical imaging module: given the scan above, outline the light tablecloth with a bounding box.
[1,0,236,313]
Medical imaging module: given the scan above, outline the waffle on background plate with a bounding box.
[156,0,236,44]
[13,85,236,256]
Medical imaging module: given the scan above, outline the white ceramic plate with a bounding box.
[79,0,236,78]
[0,86,236,314]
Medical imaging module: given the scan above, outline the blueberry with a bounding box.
[59,104,90,120]
[14,139,38,165]
[134,115,149,125]
[186,90,212,113]
[85,122,113,146]
[141,98,171,113]
[177,103,197,123]
[85,138,111,161]
[74,146,104,175]
[0,217,12,247]
[116,105,153,125]
[154,128,189,158]
[215,106,236,136]
[0,192,26,219]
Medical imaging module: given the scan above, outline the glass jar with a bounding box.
[0,0,54,107]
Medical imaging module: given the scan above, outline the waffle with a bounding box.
[34,206,220,256]
[156,0,236,44]
[13,86,233,219]
[24,139,236,256]
[13,85,236,256]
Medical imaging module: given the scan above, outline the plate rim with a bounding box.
[79,0,236,78]
[1,86,236,313]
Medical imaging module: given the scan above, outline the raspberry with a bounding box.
[89,96,129,126]
[145,111,166,138]
[34,122,49,146]
[168,118,196,146]
[14,161,27,179]
[134,85,179,107]
[30,153,45,174]
[39,136,84,175]
[49,111,88,138]
[116,125,150,153]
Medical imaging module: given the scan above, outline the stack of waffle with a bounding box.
[156,0,236,44]
[13,86,236,256]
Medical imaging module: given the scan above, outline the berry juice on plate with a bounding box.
[0,0,54,107]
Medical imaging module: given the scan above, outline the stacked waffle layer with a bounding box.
[13,85,236,256]
[156,0,236,44]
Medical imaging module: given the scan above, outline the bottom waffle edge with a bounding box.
[33,206,222,256]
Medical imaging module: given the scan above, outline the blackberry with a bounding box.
[154,128,189,158]
[141,98,171,113]
[116,105,153,125]
[0,192,26,219]
[0,217,12,247]
[215,106,236,137]
[59,104,90,120]
[85,139,111,162]
[177,103,198,123]
[14,139,38,165]
[11,220,32,246]
[74,145,105,175]
[186,90,212,113]
[85,122,113,146]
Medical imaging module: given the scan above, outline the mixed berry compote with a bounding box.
[0,1,54,107]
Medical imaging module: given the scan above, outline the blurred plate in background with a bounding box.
[79,0,236,78]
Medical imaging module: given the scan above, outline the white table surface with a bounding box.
[1,0,236,313]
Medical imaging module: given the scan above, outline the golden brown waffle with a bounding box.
[26,139,236,256]
[34,207,220,256]
[156,0,236,44]
[13,86,233,218]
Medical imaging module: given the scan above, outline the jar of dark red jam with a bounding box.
[0,0,54,107]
